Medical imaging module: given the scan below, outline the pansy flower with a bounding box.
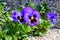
[23,7,40,26]
[12,12,25,24]
[47,12,57,24]
[22,6,33,14]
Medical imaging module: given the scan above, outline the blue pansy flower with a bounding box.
[47,12,57,24]
[12,12,26,24]
[23,7,40,26]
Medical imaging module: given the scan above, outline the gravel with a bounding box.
[28,29,60,40]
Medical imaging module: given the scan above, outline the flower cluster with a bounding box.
[12,6,40,26]
[12,6,57,26]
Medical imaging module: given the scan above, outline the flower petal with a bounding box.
[22,6,33,13]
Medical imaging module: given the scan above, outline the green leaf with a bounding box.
[34,30,39,36]
[39,32,46,36]
[5,36,12,40]
[15,7,23,11]
[12,35,17,40]
[0,39,2,40]
[29,3,35,8]
[22,24,32,33]
[0,3,5,13]
[23,38,28,40]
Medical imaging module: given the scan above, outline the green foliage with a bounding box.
[0,2,54,40]
[15,7,23,11]
[36,3,50,14]
[29,3,35,8]
[0,0,5,2]
[0,3,5,13]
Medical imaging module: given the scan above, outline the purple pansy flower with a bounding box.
[47,12,57,24]
[12,12,25,24]
[22,6,33,14]
[23,7,40,26]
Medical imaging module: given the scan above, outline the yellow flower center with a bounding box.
[20,17,22,19]
[31,16,34,20]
